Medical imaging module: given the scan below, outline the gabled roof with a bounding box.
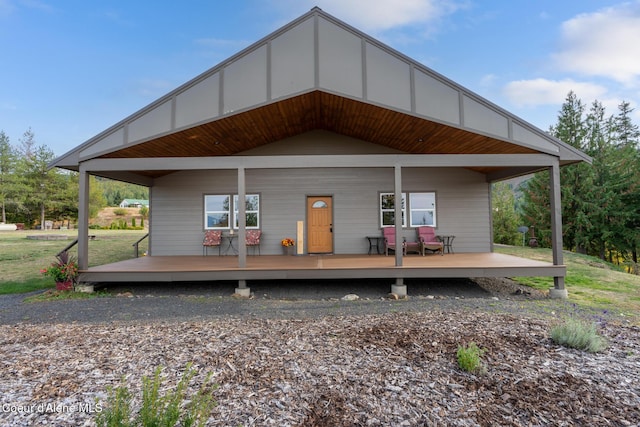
[51,7,590,180]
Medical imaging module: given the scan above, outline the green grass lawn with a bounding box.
[0,230,148,294]
[495,244,640,319]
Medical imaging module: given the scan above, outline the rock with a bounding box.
[341,294,360,301]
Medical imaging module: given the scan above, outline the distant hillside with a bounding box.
[90,207,147,229]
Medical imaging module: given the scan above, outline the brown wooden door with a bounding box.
[307,196,333,253]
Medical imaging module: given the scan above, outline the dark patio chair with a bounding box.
[203,230,222,255]
[246,229,262,255]
[418,227,444,256]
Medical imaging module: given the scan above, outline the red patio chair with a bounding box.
[418,227,444,256]
[383,227,405,256]
[203,230,222,255]
[246,229,262,255]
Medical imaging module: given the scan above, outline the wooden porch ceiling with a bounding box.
[100,91,538,178]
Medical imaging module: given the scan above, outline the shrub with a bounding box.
[96,363,216,427]
[113,208,127,216]
[456,342,486,374]
[550,318,607,353]
[131,218,136,228]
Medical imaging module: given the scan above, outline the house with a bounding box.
[119,199,149,208]
[50,8,590,298]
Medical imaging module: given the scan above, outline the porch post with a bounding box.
[77,165,90,271]
[549,161,567,299]
[235,166,250,297]
[394,164,403,267]
[392,164,407,297]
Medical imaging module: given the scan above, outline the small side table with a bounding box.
[437,235,455,254]
[366,236,384,255]
[223,234,238,255]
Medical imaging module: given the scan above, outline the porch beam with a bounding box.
[81,154,558,172]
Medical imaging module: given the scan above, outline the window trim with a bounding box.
[409,192,437,228]
[233,194,260,229]
[379,191,437,228]
[204,193,260,230]
[380,192,407,228]
[204,194,231,230]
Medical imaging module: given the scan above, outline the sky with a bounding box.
[1,0,640,157]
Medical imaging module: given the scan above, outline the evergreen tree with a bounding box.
[15,130,60,228]
[520,170,552,247]
[613,102,640,263]
[554,93,593,254]
[491,182,521,245]
[522,91,590,251]
[0,131,18,223]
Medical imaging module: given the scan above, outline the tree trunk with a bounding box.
[40,202,45,230]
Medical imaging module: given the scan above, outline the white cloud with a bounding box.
[503,78,607,107]
[553,2,640,85]
[275,0,464,32]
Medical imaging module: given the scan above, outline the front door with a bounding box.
[307,196,333,253]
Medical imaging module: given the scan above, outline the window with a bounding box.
[205,194,260,229]
[380,192,436,228]
[409,192,436,227]
[204,195,230,229]
[233,194,260,229]
[380,193,406,227]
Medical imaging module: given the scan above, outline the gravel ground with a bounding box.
[1,278,638,426]
[0,278,544,325]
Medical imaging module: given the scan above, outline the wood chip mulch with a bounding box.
[1,310,639,426]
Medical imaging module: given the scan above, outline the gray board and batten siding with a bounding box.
[151,131,490,256]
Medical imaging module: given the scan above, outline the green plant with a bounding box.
[114,208,127,216]
[40,251,78,286]
[456,342,486,374]
[131,218,136,228]
[550,318,608,353]
[95,363,216,427]
[95,383,133,427]
[139,205,149,219]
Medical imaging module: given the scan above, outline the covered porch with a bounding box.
[80,253,565,287]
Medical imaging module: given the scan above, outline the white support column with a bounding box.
[77,166,90,271]
[235,167,249,297]
[549,161,567,299]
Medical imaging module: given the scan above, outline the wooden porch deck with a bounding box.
[81,253,565,283]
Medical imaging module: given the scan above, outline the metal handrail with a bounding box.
[132,233,150,257]
[57,238,79,257]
